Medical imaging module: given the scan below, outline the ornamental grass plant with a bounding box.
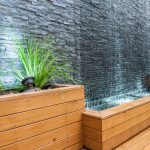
[13,34,75,89]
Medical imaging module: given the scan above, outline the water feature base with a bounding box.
[82,96,150,150]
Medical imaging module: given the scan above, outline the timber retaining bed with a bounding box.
[82,96,150,150]
[0,85,85,150]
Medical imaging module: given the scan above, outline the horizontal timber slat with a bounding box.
[65,142,83,150]
[84,137,102,150]
[83,115,102,131]
[103,110,150,142]
[0,85,85,150]
[0,86,84,117]
[83,98,150,131]
[0,110,83,147]
[84,118,150,150]
[114,127,150,150]
[1,122,82,150]
[0,99,84,132]
[36,133,83,150]
[103,118,150,150]
[83,126,101,142]
[102,102,150,131]
[83,117,150,147]
[83,96,150,150]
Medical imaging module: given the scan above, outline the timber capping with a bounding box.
[82,96,150,150]
[0,84,85,150]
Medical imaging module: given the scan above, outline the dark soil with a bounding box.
[0,84,65,96]
[0,90,19,96]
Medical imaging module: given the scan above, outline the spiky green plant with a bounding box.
[13,34,75,88]
[0,80,4,92]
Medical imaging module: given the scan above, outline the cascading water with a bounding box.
[86,89,150,111]
[86,33,150,111]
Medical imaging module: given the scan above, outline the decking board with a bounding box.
[83,96,150,150]
[115,127,150,150]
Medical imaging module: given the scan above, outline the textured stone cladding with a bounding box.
[80,0,150,100]
[0,0,150,100]
[0,0,81,87]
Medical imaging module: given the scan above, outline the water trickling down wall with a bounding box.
[80,0,150,101]
[0,0,150,101]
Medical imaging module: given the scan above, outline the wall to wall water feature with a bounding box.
[0,0,150,103]
[80,0,150,101]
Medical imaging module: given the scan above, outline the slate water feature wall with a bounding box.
[0,0,150,101]
[80,0,150,100]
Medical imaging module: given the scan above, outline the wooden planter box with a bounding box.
[82,96,150,150]
[0,85,85,150]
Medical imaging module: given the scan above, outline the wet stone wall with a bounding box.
[0,0,150,101]
[80,0,150,100]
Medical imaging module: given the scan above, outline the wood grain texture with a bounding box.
[0,85,85,150]
[83,96,150,150]
[1,126,67,150]
[84,137,102,150]
[1,122,82,150]
[0,110,84,147]
[84,118,150,150]
[0,85,84,117]
[102,110,150,142]
[114,127,150,150]
[103,118,150,150]
[83,126,101,142]
[82,115,102,131]
[36,133,83,150]
[65,142,83,150]
[102,102,150,131]
[0,99,84,132]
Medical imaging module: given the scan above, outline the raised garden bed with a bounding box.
[82,96,150,150]
[0,85,85,150]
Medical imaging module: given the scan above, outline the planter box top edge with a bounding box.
[83,96,150,120]
[0,84,84,102]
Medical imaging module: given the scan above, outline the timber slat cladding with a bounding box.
[0,115,82,147]
[83,115,102,131]
[0,85,85,150]
[65,142,83,150]
[102,110,150,142]
[83,126,102,142]
[102,102,150,131]
[103,118,150,150]
[84,137,102,150]
[36,133,83,150]
[83,96,150,150]
[83,117,150,150]
[0,86,84,117]
[1,122,82,150]
[0,99,84,132]
[1,126,67,150]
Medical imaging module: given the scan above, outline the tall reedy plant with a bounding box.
[0,80,4,92]
[14,34,75,88]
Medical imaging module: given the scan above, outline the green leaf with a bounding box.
[13,34,77,89]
